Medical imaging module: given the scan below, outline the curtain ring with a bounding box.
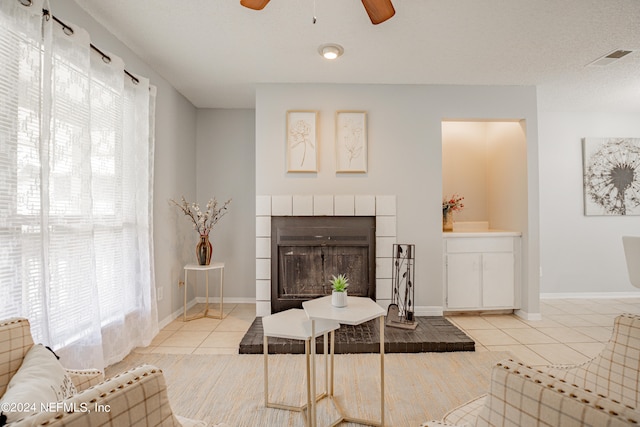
[125,70,140,85]
[51,15,74,35]
[19,0,32,6]
[102,55,111,64]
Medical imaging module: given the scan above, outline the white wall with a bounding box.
[486,121,528,234]
[442,122,489,222]
[256,83,541,314]
[538,112,640,295]
[57,1,198,321]
[196,109,256,300]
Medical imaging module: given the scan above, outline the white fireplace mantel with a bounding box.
[255,194,396,317]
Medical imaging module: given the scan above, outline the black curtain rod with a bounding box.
[22,1,141,85]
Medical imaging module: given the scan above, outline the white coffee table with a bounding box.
[302,296,386,427]
[262,309,340,427]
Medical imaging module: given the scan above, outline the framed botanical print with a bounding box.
[582,137,640,215]
[286,110,318,172]
[336,111,367,173]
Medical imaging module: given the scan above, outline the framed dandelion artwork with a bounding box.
[336,111,367,173]
[582,137,640,216]
[286,110,318,172]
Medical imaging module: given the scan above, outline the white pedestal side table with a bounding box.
[303,296,386,427]
[183,262,225,321]
[262,309,340,427]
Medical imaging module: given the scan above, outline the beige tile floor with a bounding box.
[448,297,640,366]
[135,303,256,355]
[139,298,640,366]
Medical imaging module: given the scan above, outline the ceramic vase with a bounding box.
[331,290,348,308]
[196,234,212,265]
[443,210,453,232]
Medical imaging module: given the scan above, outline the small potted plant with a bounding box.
[330,274,349,308]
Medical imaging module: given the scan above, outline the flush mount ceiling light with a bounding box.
[319,44,344,60]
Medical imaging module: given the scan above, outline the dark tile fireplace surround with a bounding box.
[271,216,376,313]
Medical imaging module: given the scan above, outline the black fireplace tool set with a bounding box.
[387,243,417,330]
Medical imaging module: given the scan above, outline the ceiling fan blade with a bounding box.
[240,0,271,11]
[361,0,395,25]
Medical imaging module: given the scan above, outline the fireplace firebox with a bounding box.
[271,216,375,313]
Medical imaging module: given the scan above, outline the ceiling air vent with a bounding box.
[588,49,634,66]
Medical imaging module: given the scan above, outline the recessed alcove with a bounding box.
[442,120,528,232]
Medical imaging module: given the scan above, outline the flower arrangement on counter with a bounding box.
[170,196,232,236]
[442,194,464,215]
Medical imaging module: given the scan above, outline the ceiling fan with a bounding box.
[240,0,396,25]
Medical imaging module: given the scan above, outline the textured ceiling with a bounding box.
[71,0,640,111]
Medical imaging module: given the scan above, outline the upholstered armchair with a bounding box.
[423,313,640,426]
[0,317,205,427]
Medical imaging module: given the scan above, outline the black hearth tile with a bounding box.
[362,342,377,353]
[239,315,474,354]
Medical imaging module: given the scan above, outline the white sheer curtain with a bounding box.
[0,0,158,369]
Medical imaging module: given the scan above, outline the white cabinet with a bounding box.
[443,234,520,310]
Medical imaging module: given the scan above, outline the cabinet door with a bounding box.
[446,253,482,308]
[482,252,514,307]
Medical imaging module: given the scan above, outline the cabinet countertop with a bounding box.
[443,230,522,238]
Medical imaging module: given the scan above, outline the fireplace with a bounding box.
[271,216,375,313]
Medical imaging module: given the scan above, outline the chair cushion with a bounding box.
[0,344,76,423]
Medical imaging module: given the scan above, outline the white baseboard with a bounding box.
[158,297,257,329]
[540,291,640,300]
[166,293,639,327]
[415,306,444,317]
[514,309,542,321]
[194,296,256,304]
[158,299,199,329]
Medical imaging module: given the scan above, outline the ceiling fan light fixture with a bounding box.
[362,0,395,25]
[319,44,344,60]
[240,0,270,11]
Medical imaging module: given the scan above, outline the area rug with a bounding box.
[240,316,475,354]
[106,350,512,426]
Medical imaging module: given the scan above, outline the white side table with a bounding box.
[183,262,225,321]
[303,296,386,427]
[262,309,340,427]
